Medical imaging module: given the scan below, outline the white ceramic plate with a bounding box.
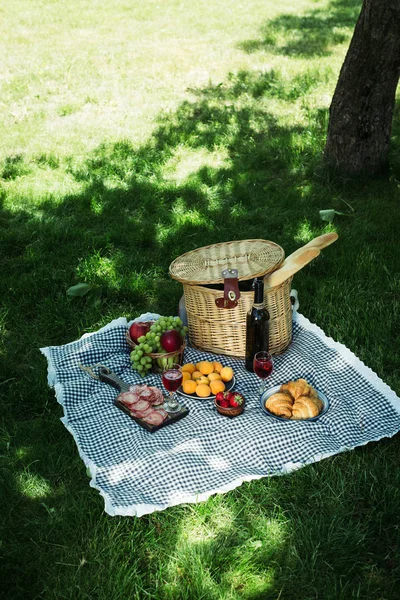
[260,385,329,422]
[177,377,235,401]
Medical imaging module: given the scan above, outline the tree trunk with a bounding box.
[324,0,400,176]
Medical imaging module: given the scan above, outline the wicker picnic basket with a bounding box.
[169,239,294,357]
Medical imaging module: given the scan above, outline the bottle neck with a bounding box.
[253,278,264,305]
[253,302,264,309]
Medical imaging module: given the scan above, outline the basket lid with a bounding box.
[169,239,285,285]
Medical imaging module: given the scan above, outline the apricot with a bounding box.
[195,384,211,398]
[197,376,210,386]
[210,380,226,395]
[182,371,192,382]
[181,363,196,374]
[213,361,223,373]
[208,372,222,382]
[220,366,234,382]
[182,379,197,395]
[196,361,214,376]
[191,370,203,380]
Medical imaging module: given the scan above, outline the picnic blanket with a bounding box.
[41,313,400,517]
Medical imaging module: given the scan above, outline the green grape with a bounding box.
[137,364,144,372]
[155,335,160,343]
[146,332,152,339]
[140,357,147,365]
[136,350,143,358]
[133,361,140,370]
[175,317,182,325]
[144,344,152,353]
[150,325,156,332]
[137,335,146,343]
[155,325,161,333]
[146,355,153,363]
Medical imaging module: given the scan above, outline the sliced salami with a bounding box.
[148,387,164,405]
[154,407,169,420]
[142,411,164,426]
[133,406,154,419]
[137,387,152,398]
[117,391,139,406]
[133,399,151,412]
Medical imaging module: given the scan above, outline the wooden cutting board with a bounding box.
[98,367,189,433]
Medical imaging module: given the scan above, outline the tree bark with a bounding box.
[324,0,400,175]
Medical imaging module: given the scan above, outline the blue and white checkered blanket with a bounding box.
[41,313,400,517]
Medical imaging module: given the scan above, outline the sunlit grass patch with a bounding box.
[2,166,83,206]
[163,499,289,598]
[162,146,232,185]
[17,471,52,500]
[76,250,125,289]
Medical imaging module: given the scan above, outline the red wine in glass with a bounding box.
[253,351,273,396]
[162,369,183,392]
[162,364,183,412]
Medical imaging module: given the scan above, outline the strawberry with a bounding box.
[215,392,225,404]
[219,398,230,408]
[229,393,244,408]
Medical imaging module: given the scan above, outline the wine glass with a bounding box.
[161,363,183,413]
[253,351,273,396]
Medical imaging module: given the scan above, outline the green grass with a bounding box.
[1,0,400,598]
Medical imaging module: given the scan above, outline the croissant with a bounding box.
[279,382,294,399]
[281,379,310,400]
[265,392,293,419]
[309,394,323,412]
[291,396,320,420]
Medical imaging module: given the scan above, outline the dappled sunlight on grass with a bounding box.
[2,164,83,204]
[239,0,361,59]
[76,250,126,290]
[1,1,400,599]
[14,446,31,460]
[171,204,212,228]
[162,146,232,185]
[294,219,319,244]
[163,500,289,598]
[17,471,53,500]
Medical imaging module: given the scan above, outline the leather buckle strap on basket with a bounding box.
[169,235,338,358]
[215,268,241,309]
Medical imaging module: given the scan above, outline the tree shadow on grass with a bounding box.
[1,61,400,600]
[238,0,362,58]
[0,66,336,599]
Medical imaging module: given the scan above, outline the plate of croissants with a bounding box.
[261,378,329,421]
